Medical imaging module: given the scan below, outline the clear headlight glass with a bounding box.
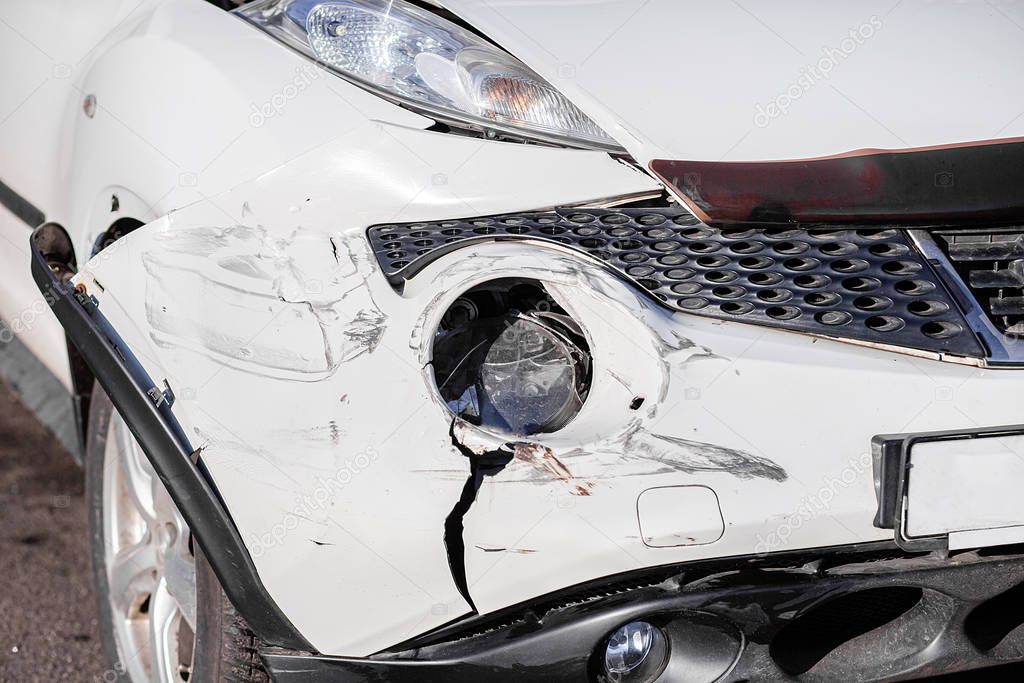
[432,280,591,436]
[239,0,622,150]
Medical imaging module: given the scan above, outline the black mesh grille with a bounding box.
[934,228,1024,337]
[367,209,984,358]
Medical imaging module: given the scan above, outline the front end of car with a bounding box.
[33,0,1024,680]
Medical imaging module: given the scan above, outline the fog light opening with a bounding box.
[431,279,591,436]
[603,620,668,682]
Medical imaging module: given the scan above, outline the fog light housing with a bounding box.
[432,279,590,436]
[604,621,668,682]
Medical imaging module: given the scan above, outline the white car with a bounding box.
[2,0,1023,681]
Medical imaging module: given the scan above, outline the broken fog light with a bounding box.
[432,280,591,436]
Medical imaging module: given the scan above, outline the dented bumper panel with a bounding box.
[29,227,309,650]
[67,133,1024,658]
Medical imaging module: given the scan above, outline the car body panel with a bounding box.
[74,129,1023,655]
[438,0,1024,163]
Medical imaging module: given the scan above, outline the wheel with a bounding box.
[86,386,268,682]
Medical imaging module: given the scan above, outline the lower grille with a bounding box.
[933,228,1024,336]
[367,209,985,359]
[770,586,923,675]
[377,546,1024,683]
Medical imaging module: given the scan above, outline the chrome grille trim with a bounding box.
[908,229,1024,366]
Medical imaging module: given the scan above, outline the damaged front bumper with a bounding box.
[26,235,1024,683]
[44,125,1024,669]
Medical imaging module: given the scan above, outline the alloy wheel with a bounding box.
[102,413,197,682]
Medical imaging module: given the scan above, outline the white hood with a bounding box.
[439,0,1024,163]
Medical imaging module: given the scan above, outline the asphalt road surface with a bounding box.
[0,377,103,682]
[0,375,1023,682]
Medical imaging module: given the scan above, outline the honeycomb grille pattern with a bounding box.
[367,209,983,358]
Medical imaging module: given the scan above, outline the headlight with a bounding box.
[239,0,622,151]
[432,279,591,436]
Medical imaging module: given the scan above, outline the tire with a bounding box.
[192,545,269,683]
[86,385,268,682]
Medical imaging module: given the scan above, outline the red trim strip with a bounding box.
[651,138,1024,225]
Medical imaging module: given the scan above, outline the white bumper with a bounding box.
[75,127,1022,658]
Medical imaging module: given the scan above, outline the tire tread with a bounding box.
[221,591,270,683]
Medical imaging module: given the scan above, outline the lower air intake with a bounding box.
[770,586,924,676]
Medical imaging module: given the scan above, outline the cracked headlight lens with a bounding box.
[433,280,591,436]
[239,0,621,150]
[478,316,583,434]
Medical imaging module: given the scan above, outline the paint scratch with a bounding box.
[623,429,787,482]
[512,442,593,496]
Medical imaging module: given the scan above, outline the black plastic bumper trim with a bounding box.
[30,228,311,651]
[873,424,1024,551]
[260,543,1024,682]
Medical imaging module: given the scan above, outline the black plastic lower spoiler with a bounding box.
[260,542,1024,682]
[30,226,311,651]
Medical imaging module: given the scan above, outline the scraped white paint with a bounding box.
[143,225,383,380]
